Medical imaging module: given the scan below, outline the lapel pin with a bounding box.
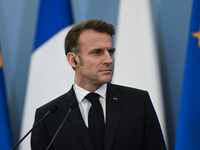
[113,97,117,100]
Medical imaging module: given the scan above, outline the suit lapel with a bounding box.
[63,86,94,150]
[105,83,121,150]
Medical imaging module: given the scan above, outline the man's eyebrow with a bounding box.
[88,48,102,54]
[91,48,103,52]
[89,47,115,53]
[108,48,116,51]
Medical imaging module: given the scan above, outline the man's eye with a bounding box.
[94,51,100,54]
[108,50,115,54]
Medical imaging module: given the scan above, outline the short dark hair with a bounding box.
[64,19,115,57]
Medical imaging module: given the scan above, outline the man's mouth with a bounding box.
[99,69,112,73]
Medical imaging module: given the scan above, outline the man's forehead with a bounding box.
[79,29,112,39]
[78,29,114,47]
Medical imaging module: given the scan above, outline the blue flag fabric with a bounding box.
[175,0,200,149]
[0,51,13,149]
[34,0,73,50]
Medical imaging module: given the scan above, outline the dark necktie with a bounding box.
[85,93,105,147]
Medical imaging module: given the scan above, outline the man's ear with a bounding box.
[67,52,78,69]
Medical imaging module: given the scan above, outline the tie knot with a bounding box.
[85,93,99,104]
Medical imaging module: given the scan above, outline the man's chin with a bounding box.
[101,76,112,84]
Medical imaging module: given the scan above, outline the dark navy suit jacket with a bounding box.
[31,83,166,150]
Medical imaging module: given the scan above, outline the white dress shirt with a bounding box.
[73,83,107,127]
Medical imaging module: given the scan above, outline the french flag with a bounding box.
[20,0,74,149]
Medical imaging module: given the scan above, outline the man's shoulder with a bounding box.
[109,83,147,94]
[109,83,151,105]
[38,87,73,112]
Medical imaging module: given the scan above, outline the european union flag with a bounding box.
[0,50,13,149]
[175,0,200,149]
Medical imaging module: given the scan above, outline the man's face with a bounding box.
[75,29,115,90]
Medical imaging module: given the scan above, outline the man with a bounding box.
[31,19,166,150]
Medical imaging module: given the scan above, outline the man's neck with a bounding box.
[75,82,103,93]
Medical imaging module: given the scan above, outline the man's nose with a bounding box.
[103,51,113,64]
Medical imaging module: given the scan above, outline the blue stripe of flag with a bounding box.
[34,0,73,51]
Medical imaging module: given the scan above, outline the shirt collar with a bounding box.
[74,83,107,103]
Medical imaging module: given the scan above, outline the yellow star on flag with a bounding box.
[0,53,2,68]
[192,27,200,48]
